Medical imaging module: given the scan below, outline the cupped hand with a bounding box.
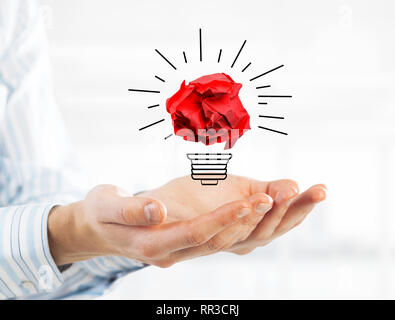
[225,178,327,255]
[48,183,271,268]
[142,175,327,258]
[48,175,326,268]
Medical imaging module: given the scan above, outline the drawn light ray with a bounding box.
[258,126,288,135]
[217,49,222,63]
[133,29,291,144]
[250,65,284,81]
[199,28,202,62]
[128,88,160,93]
[231,40,247,68]
[155,49,177,70]
[258,95,292,98]
[258,115,284,119]
[242,62,251,72]
[155,75,165,82]
[139,119,165,131]
[256,85,271,89]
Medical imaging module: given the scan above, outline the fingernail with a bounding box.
[255,202,272,214]
[317,187,327,202]
[237,207,252,218]
[144,203,162,224]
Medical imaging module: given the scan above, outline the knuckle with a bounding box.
[118,205,130,224]
[231,207,247,224]
[219,204,247,227]
[219,216,232,228]
[215,214,234,229]
[186,229,207,247]
[206,237,225,252]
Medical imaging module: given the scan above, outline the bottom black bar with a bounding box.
[1,300,394,318]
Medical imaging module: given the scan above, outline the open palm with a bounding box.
[142,175,326,257]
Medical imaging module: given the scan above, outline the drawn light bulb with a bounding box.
[131,29,292,187]
[187,153,232,186]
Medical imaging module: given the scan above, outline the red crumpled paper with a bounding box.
[166,73,250,149]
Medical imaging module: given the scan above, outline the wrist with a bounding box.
[47,201,96,265]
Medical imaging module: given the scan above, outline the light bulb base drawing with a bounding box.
[186,153,233,186]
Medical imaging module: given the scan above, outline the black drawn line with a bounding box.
[155,75,165,82]
[258,126,288,135]
[128,89,160,93]
[256,85,271,89]
[259,115,284,119]
[258,95,292,98]
[231,40,247,68]
[155,49,177,70]
[250,65,284,81]
[242,62,251,72]
[199,28,202,62]
[139,119,165,131]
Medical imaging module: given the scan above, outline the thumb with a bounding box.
[116,196,167,226]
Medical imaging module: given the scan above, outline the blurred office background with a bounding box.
[37,0,395,299]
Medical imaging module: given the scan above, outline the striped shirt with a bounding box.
[0,0,145,300]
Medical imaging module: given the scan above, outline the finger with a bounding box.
[221,193,273,243]
[274,184,327,236]
[223,193,273,233]
[166,193,273,262]
[176,193,274,259]
[228,247,255,255]
[168,227,243,262]
[110,196,168,226]
[248,193,274,216]
[139,200,253,258]
[249,179,299,199]
[248,186,298,241]
[214,192,273,245]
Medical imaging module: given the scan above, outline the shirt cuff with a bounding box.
[78,256,147,279]
[0,204,64,299]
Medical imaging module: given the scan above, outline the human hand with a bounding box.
[47,183,269,267]
[225,178,327,255]
[142,175,326,258]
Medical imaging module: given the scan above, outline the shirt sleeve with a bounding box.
[0,204,63,298]
[0,1,145,299]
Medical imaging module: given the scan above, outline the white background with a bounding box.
[38,0,395,299]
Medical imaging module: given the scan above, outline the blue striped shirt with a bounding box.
[0,0,145,300]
